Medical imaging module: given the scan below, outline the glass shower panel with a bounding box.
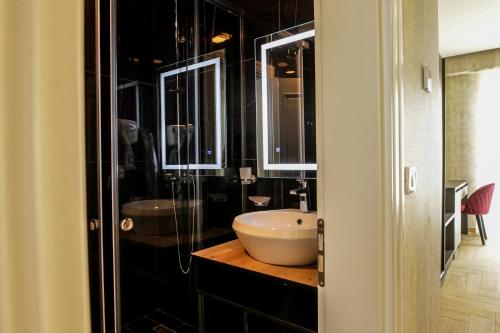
[114,0,204,332]
[84,0,106,331]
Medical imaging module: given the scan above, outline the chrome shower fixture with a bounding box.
[164,172,195,184]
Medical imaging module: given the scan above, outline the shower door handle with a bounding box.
[120,218,134,232]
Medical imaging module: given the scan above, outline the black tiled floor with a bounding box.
[123,309,195,333]
[174,324,197,333]
[123,316,158,332]
[152,324,177,333]
[146,310,185,330]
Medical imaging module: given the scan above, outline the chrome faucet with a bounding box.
[290,178,310,213]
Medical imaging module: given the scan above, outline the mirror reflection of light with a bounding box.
[212,32,231,44]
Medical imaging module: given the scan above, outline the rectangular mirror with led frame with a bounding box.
[159,50,226,175]
[255,22,316,178]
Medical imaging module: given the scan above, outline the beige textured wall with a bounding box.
[0,1,91,332]
[445,74,479,214]
[402,0,442,332]
[444,74,480,188]
[445,49,500,228]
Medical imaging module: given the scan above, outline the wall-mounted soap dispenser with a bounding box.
[239,167,257,185]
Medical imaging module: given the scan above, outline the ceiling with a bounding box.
[439,0,500,58]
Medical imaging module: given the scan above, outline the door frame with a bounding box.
[314,0,405,332]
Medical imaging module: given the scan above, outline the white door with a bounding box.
[315,1,402,332]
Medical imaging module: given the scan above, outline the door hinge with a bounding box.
[317,218,325,287]
[89,219,101,231]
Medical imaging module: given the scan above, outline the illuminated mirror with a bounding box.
[255,22,316,178]
[159,50,226,174]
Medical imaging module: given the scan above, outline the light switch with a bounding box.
[405,166,417,194]
[423,66,432,93]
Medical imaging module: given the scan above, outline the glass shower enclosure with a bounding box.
[86,0,237,331]
[85,0,316,332]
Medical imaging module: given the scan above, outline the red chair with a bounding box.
[462,183,495,245]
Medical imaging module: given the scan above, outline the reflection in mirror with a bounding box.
[159,50,226,174]
[117,82,141,174]
[118,80,141,127]
[255,22,316,178]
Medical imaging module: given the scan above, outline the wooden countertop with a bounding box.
[193,240,317,288]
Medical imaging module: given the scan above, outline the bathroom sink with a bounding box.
[232,209,318,266]
[121,199,201,235]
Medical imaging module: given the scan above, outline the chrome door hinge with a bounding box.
[318,218,325,287]
[89,219,101,231]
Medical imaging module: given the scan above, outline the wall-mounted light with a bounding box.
[285,70,296,74]
[212,33,232,44]
[153,58,163,65]
[278,61,288,68]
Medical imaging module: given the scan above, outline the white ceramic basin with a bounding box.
[232,209,317,266]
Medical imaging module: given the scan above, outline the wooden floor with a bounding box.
[440,224,500,333]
